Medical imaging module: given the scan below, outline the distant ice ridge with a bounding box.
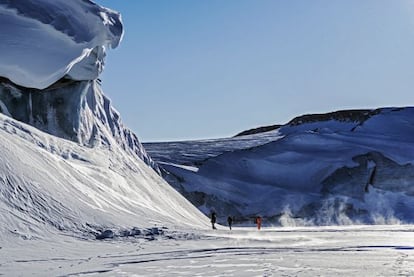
[0,0,122,89]
[146,108,414,226]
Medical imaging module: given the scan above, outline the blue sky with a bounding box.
[95,0,414,142]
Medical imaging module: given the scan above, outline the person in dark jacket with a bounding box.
[227,216,233,230]
[211,212,217,229]
[256,216,262,230]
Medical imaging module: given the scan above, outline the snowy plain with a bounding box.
[1,225,414,276]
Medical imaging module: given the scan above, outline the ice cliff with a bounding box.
[0,0,122,90]
[0,0,156,169]
[0,0,208,239]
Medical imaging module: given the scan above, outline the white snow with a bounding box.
[144,130,284,165]
[1,225,414,276]
[147,108,414,224]
[0,0,213,254]
[0,113,209,239]
[0,0,122,89]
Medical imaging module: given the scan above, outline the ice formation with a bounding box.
[0,0,159,169]
[0,0,209,239]
[0,0,122,89]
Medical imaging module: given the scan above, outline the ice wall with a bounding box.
[0,0,158,170]
[0,0,122,89]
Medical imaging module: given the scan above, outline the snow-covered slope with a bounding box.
[0,0,209,240]
[0,113,208,240]
[146,108,414,226]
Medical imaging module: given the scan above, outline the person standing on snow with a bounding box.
[256,216,262,230]
[211,212,217,230]
[227,216,233,230]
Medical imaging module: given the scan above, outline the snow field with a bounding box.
[1,225,414,276]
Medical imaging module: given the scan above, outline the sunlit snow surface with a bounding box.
[1,225,414,276]
[0,113,208,238]
[0,0,122,89]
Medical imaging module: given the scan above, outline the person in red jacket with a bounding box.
[256,216,262,230]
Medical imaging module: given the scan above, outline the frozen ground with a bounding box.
[2,225,414,276]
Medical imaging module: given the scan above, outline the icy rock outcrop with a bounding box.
[322,151,414,197]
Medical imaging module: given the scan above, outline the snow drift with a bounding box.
[145,108,414,226]
[0,113,208,240]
